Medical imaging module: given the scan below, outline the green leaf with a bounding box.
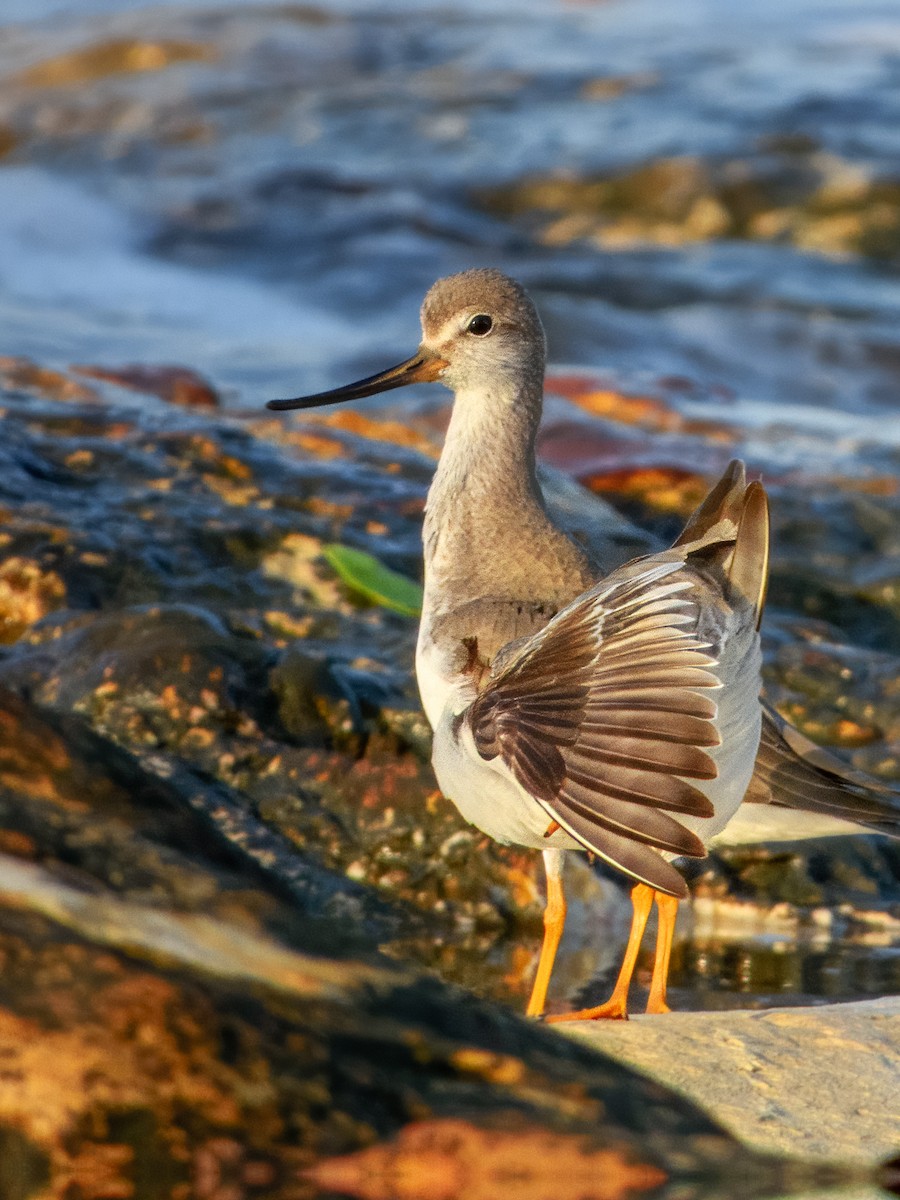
[322,544,423,617]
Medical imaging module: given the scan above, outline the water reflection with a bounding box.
[525,895,900,1016]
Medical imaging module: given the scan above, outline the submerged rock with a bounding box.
[477,150,900,261]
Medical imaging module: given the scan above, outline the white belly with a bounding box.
[415,628,450,730]
[417,626,580,850]
[710,805,864,846]
[431,712,582,851]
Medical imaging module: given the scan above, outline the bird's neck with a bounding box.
[422,380,587,611]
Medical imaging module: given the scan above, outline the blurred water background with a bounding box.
[1,0,899,435]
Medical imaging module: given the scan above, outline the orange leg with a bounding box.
[646,891,679,1014]
[547,882,656,1022]
[526,850,566,1018]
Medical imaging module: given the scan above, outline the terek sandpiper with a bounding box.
[269,269,900,1020]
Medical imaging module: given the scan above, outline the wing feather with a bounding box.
[592,665,721,690]
[565,765,715,816]
[580,710,721,746]
[560,781,706,856]
[546,802,692,897]
[564,738,718,780]
[467,560,727,894]
[587,688,719,720]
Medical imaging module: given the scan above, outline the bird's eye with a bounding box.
[466,314,493,337]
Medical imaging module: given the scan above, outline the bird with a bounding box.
[268,268,900,1020]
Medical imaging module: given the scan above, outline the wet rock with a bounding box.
[10,603,272,743]
[0,682,398,942]
[477,150,900,261]
[545,375,688,434]
[764,638,900,783]
[0,357,98,403]
[0,556,66,644]
[269,641,410,751]
[305,1119,668,1200]
[14,37,216,88]
[704,834,900,912]
[73,363,221,408]
[269,644,345,744]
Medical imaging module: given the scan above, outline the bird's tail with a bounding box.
[745,701,900,835]
[675,458,770,629]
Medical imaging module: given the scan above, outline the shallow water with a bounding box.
[1,0,899,1024]
[1,0,898,420]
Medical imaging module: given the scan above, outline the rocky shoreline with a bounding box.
[0,369,898,1197]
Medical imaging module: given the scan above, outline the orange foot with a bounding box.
[544,997,628,1023]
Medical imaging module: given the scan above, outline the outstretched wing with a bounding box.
[467,560,725,897]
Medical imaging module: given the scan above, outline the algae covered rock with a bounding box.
[478,149,900,260]
[0,641,803,1200]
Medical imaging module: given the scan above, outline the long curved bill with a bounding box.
[267,351,448,411]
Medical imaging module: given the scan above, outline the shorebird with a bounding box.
[269,269,900,1020]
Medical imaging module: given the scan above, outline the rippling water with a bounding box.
[2,0,899,429]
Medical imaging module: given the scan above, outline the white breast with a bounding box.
[414,627,451,730]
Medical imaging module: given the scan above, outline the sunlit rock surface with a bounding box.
[561,998,900,1163]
